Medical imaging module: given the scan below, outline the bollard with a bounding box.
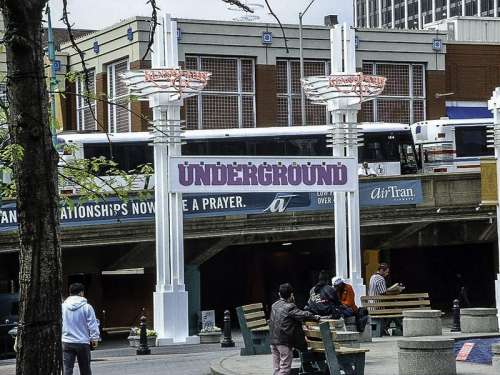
[136,311,151,355]
[451,299,461,332]
[221,310,235,348]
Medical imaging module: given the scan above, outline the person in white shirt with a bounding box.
[62,283,100,375]
[358,162,377,177]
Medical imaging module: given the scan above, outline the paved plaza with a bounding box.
[0,330,499,375]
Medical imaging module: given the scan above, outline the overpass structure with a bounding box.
[0,173,494,262]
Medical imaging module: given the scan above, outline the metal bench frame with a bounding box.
[236,303,271,356]
[300,321,368,375]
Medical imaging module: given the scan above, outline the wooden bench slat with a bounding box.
[251,326,269,332]
[337,347,370,355]
[244,311,265,320]
[304,329,337,340]
[242,303,264,312]
[363,300,431,308]
[368,307,431,315]
[361,293,429,302]
[247,318,267,329]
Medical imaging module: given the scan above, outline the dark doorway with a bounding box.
[200,238,334,324]
[388,243,496,312]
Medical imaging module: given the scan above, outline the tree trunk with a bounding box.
[2,1,63,374]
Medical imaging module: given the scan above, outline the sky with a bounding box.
[48,0,353,30]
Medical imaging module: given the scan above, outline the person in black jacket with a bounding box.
[306,270,341,318]
[269,283,320,375]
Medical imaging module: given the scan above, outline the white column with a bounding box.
[495,0,499,17]
[378,0,383,27]
[447,0,451,18]
[489,87,500,330]
[462,0,466,16]
[366,0,370,27]
[432,0,436,22]
[331,26,348,280]
[405,0,409,28]
[391,0,395,28]
[418,0,422,29]
[354,0,358,27]
[152,13,199,346]
[346,109,365,305]
[478,0,482,16]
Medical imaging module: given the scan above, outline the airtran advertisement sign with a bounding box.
[0,179,422,232]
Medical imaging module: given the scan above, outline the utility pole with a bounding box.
[299,0,317,126]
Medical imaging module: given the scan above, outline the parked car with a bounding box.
[0,293,19,358]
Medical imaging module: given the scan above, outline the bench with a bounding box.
[300,321,368,375]
[361,293,430,337]
[236,303,271,356]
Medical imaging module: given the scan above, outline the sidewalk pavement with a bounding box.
[0,330,498,374]
[210,330,500,375]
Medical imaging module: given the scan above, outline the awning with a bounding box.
[446,106,493,120]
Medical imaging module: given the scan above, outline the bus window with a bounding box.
[455,126,493,157]
[255,139,287,155]
[83,142,152,174]
[208,140,248,155]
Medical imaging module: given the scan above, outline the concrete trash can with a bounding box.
[492,343,500,371]
[398,338,456,375]
[460,308,499,333]
[403,310,442,337]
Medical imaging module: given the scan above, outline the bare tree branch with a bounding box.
[61,0,114,156]
[142,0,159,61]
[263,0,289,53]
[222,0,254,12]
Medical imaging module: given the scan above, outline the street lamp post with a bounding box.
[299,0,317,127]
[488,87,500,328]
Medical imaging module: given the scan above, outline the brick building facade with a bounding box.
[57,18,447,133]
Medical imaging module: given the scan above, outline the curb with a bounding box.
[209,352,241,375]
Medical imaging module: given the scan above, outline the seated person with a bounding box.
[332,277,357,318]
[305,270,340,318]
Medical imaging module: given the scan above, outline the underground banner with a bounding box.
[168,156,357,193]
[0,180,422,232]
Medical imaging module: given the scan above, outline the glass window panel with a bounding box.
[202,95,239,129]
[201,57,238,92]
[376,99,411,124]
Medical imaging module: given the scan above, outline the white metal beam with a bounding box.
[391,0,395,28]
[418,0,422,29]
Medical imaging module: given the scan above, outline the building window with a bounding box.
[360,62,426,124]
[184,56,255,129]
[276,60,328,126]
[76,69,97,131]
[107,60,130,133]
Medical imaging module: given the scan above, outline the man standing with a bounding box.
[62,283,100,375]
[269,283,319,375]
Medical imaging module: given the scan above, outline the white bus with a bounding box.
[57,123,418,193]
[410,118,494,173]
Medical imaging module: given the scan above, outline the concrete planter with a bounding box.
[199,332,221,344]
[493,343,500,371]
[127,335,157,347]
[398,338,456,375]
[403,310,442,337]
[460,308,499,333]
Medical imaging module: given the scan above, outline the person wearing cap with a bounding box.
[332,277,357,318]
